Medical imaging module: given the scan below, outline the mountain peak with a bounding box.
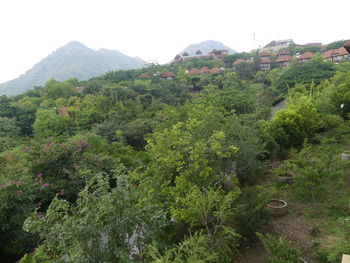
[0,42,147,95]
[64,41,88,48]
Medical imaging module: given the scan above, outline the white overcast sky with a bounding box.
[0,0,349,83]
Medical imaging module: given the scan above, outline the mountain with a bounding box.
[180,40,236,56]
[0,41,147,95]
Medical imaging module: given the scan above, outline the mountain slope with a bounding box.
[180,40,236,56]
[0,41,147,95]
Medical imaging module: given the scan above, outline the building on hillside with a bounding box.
[259,57,271,71]
[174,54,182,63]
[199,66,211,75]
[260,39,294,52]
[344,40,350,53]
[259,51,272,58]
[159,72,176,80]
[188,68,201,76]
[210,67,224,74]
[322,47,349,63]
[208,49,229,58]
[297,52,314,63]
[173,48,230,63]
[139,73,152,79]
[277,50,290,57]
[275,55,292,67]
[187,67,224,76]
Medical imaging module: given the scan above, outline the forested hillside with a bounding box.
[1,48,350,263]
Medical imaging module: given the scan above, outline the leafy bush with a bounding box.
[258,233,302,263]
[233,186,271,238]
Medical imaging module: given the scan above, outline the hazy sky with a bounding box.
[0,0,349,83]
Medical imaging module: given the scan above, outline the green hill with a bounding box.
[0,41,147,95]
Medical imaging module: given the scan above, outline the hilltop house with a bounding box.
[260,39,294,52]
[188,67,224,76]
[159,72,176,80]
[173,49,229,63]
[138,73,152,79]
[275,55,292,67]
[322,47,349,63]
[344,40,350,53]
[259,51,272,59]
[259,58,271,71]
[277,50,290,57]
[297,52,314,63]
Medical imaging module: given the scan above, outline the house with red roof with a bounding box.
[322,47,349,63]
[297,52,314,63]
[259,58,271,71]
[275,55,292,67]
[277,50,290,57]
[259,51,272,58]
[199,67,211,75]
[160,72,176,80]
[344,40,350,53]
[188,68,201,76]
[210,67,224,74]
[139,73,152,79]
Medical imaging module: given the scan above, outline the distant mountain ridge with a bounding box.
[0,41,147,95]
[180,40,236,56]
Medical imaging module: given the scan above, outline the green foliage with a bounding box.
[258,233,302,263]
[318,217,350,262]
[24,170,167,263]
[276,58,335,94]
[147,232,218,263]
[32,109,74,138]
[325,40,348,51]
[19,248,48,263]
[233,186,271,238]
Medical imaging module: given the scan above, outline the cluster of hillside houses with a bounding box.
[173,49,230,63]
[234,39,350,71]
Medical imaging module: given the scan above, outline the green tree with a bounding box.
[32,109,74,138]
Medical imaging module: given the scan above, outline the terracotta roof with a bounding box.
[139,73,152,78]
[182,52,189,56]
[260,58,271,63]
[334,47,349,56]
[160,72,176,78]
[322,50,334,59]
[200,67,211,74]
[259,51,271,57]
[277,50,290,56]
[211,67,223,74]
[233,59,245,65]
[297,52,314,60]
[188,68,201,75]
[344,40,350,53]
[322,47,349,59]
[196,50,202,55]
[276,55,292,63]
